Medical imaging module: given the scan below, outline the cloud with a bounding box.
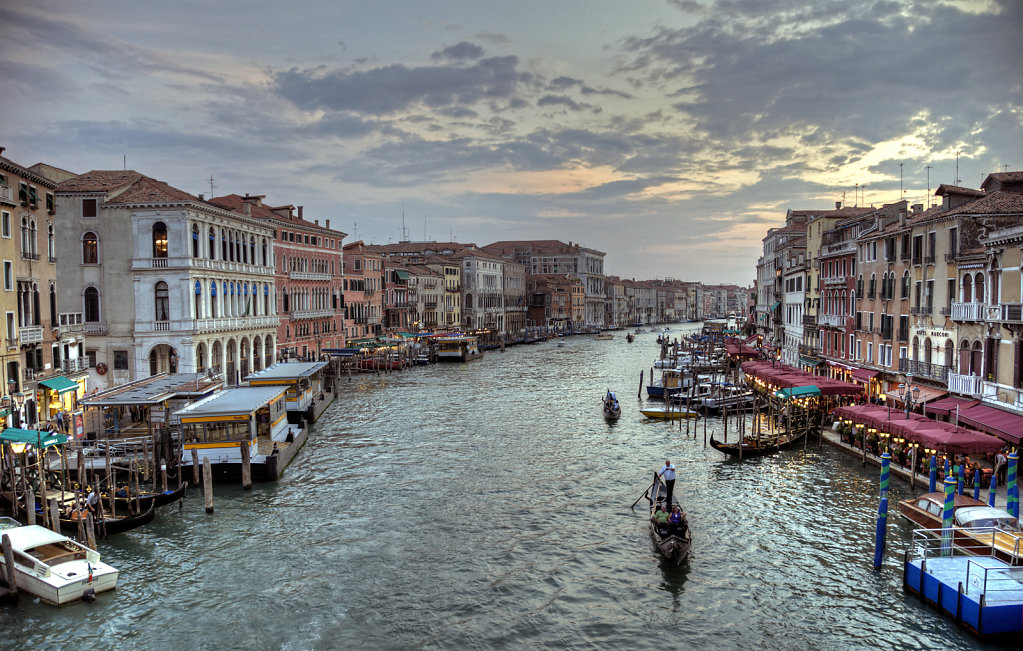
[271,55,526,115]
[431,41,485,61]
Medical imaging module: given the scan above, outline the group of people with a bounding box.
[651,459,687,535]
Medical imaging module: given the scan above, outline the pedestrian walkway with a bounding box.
[821,428,1012,504]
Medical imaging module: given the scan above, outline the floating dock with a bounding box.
[903,528,1023,639]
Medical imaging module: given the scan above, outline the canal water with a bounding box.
[2,324,1000,649]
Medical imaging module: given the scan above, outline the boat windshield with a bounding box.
[955,506,1021,530]
[0,516,21,532]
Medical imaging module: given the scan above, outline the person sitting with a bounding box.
[652,504,670,535]
[668,505,686,535]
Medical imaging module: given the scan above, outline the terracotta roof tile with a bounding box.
[56,170,144,193]
[935,184,984,197]
[944,191,1023,217]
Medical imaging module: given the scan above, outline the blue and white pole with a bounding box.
[988,472,997,507]
[973,467,981,501]
[873,452,891,570]
[1008,451,1019,519]
[941,476,956,557]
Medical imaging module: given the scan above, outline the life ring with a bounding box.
[96,363,108,375]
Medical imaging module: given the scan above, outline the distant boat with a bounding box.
[594,333,614,341]
[602,390,621,420]
[640,405,699,419]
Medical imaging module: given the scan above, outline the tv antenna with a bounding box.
[955,151,961,185]
[209,175,216,197]
[925,165,932,206]
[400,203,409,243]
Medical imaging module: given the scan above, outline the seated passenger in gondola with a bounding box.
[669,505,686,535]
[652,504,670,535]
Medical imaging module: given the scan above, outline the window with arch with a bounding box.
[84,287,100,322]
[20,218,29,255]
[155,281,169,321]
[153,221,168,258]
[209,227,216,260]
[194,280,202,318]
[192,224,200,258]
[962,274,973,302]
[221,229,228,260]
[49,283,56,326]
[210,281,218,318]
[262,239,268,266]
[149,350,158,376]
[974,272,985,303]
[47,224,54,261]
[82,232,98,264]
[250,236,256,265]
[901,270,910,299]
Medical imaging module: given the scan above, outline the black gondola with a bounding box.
[647,472,691,565]
[60,500,157,536]
[708,430,806,458]
[105,481,188,511]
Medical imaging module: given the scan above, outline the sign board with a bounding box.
[73,410,85,439]
[151,407,166,424]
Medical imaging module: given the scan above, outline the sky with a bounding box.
[1,0,1020,285]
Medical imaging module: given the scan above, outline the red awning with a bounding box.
[925,396,980,417]
[883,386,947,407]
[851,367,880,382]
[957,403,1023,445]
[895,423,1006,454]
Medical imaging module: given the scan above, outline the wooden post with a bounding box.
[142,438,151,482]
[105,443,114,518]
[85,513,96,550]
[191,448,200,486]
[25,490,35,526]
[910,445,917,490]
[77,447,85,487]
[96,498,108,540]
[49,497,61,535]
[1,534,17,599]
[240,442,252,490]
[638,371,643,399]
[161,463,168,493]
[202,456,214,514]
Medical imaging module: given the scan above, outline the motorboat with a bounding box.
[0,517,118,605]
[898,493,1023,564]
[640,406,699,419]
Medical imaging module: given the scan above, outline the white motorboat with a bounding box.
[699,384,755,411]
[0,517,118,605]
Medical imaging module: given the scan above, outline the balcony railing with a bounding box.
[980,380,1023,410]
[819,314,845,328]
[18,326,43,345]
[898,358,952,383]
[290,309,334,320]
[802,314,817,328]
[924,254,935,264]
[880,327,893,340]
[823,276,846,287]
[951,302,984,321]
[84,322,108,335]
[798,344,817,356]
[21,252,39,261]
[194,315,280,331]
[947,372,982,396]
[62,358,89,373]
[289,271,332,281]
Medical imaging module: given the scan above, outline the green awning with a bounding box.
[0,428,68,448]
[774,385,822,400]
[771,302,781,311]
[393,269,410,280]
[39,376,79,394]
[799,356,823,367]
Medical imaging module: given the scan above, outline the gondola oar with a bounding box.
[630,474,658,509]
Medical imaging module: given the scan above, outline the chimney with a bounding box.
[198,193,204,201]
[314,219,319,226]
[898,207,907,226]
[326,219,330,229]
[912,203,923,214]
[243,202,251,217]
[298,206,304,220]
[835,201,842,210]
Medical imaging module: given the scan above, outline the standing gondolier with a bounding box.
[658,460,676,507]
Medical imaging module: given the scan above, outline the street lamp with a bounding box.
[902,373,917,418]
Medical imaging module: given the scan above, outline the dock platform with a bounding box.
[903,530,1023,639]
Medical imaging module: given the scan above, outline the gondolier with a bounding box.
[658,460,676,507]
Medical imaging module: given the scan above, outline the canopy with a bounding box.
[0,428,68,448]
[39,376,79,394]
[883,385,947,407]
[925,396,979,417]
[742,360,863,397]
[957,403,1023,445]
[775,385,821,400]
[851,367,880,382]
[833,405,1006,454]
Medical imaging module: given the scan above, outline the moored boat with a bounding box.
[709,429,805,457]
[646,474,691,564]
[0,517,118,605]
[898,492,1023,564]
[594,332,614,341]
[640,405,699,420]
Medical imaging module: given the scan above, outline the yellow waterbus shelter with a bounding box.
[242,361,329,422]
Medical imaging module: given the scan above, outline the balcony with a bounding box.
[290,309,335,320]
[880,327,893,340]
[979,380,1023,410]
[154,320,170,331]
[802,314,817,328]
[194,315,280,332]
[798,344,817,356]
[21,252,39,261]
[947,372,982,396]
[945,252,959,263]
[18,326,43,345]
[950,302,984,321]
[57,312,85,336]
[48,255,57,263]
[819,314,845,328]
[84,322,108,335]
[898,358,952,383]
[924,254,936,265]
[823,276,847,287]
[62,358,89,373]
[289,271,332,281]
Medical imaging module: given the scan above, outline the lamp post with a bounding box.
[902,373,915,418]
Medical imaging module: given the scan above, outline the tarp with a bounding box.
[926,396,980,417]
[957,403,1023,445]
[775,385,822,399]
[851,367,880,382]
[883,385,947,407]
[833,405,1006,454]
[39,376,79,394]
[741,360,863,396]
[0,428,68,448]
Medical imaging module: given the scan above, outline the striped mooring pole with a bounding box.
[873,451,891,570]
[928,454,937,493]
[941,476,956,557]
[1008,450,1019,519]
[972,468,981,501]
[988,473,997,507]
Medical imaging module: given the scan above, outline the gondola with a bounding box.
[646,472,691,564]
[106,481,188,510]
[602,390,622,420]
[708,430,806,458]
[60,500,157,536]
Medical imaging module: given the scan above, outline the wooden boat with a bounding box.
[647,474,691,565]
[640,406,699,419]
[106,481,187,510]
[646,369,686,400]
[58,501,156,536]
[626,333,635,343]
[602,391,621,420]
[0,517,118,605]
[709,429,805,457]
[898,492,1023,564]
[594,333,614,341]
[699,385,754,412]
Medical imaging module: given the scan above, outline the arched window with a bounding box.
[944,340,954,369]
[29,219,37,255]
[210,281,218,318]
[196,342,207,372]
[234,231,241,262]
[975,272,985,303]
[250,236,256,265]
[169,347,178,374]
[49,283,57,327]
[209,227,216,260]
[47,224,54,261]
[149,350,158,376]
[991,263,1001,306]
[962,274,973,302]
[82,232,98,264]
[192,224,200,258]
[228,231,235,262]
[84,287,100,322]
[912,335,919,361]
[155,281,169,321]
[221,229,228,260]
[924,337,933,366]
[262,239,268,266]
[194,280,202,318]
[959,338,971,374]
[153,222,168,258]
[971,340,983,376]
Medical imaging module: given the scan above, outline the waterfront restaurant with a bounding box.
[174,385,294,481]
[242,361,329,423]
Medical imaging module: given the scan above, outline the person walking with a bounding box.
[658,459,676,507]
